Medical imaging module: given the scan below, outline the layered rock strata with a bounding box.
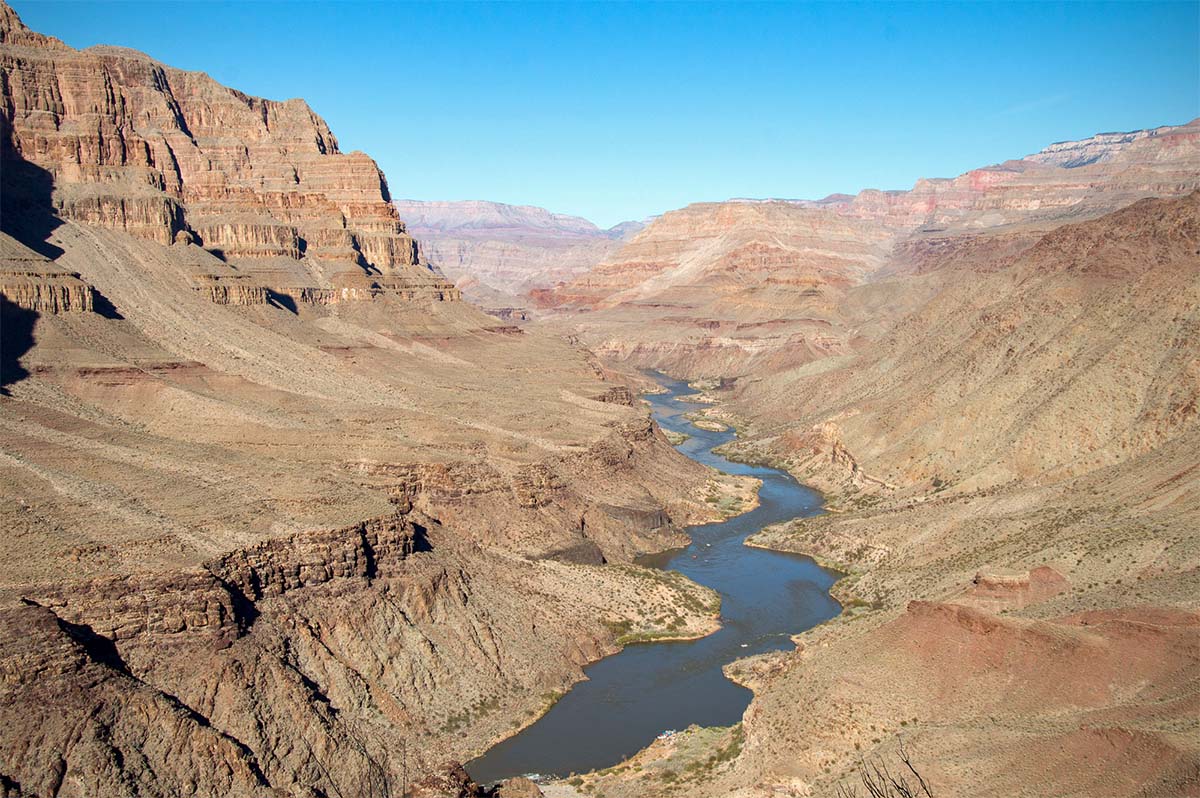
[0,4,725,795]
[0,2,457,312]
[0,233,93,312]
[539,119,1200,379]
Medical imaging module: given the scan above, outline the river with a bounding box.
[467,374,839,784]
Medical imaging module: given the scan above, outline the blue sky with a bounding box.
[13,1,1199,228]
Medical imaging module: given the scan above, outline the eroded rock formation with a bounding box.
[0,234,93,313]
[0,3,457,311]
[0,4,726,795]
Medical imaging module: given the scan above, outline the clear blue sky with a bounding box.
[12,1,1199,228]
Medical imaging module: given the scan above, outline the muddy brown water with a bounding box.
[467,375,839,784]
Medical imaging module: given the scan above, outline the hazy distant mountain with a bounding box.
[394,199,638,238]
[394,199,644,306]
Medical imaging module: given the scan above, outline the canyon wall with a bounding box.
[1,2,457,309]
[535,201,904,376]
[727,192,1200,493]
[561,192,1200,798]
[711,194,1200,798]
[539,119,1200,379]
[0,5,722,795]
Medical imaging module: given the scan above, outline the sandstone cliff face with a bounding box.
[0,234,93,313]
[1025,121,1198,169]
[1,506,716,797]
[0,4,457,311]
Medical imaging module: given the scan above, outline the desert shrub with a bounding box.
[835,742,933,798]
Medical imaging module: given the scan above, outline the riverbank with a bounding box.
[461,556,727,762]
[461,430,763,769]
[561,435,1200,797]
[468,374,836,785]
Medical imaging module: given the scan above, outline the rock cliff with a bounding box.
[0,4,724,795]
[0,3,457,310]
[0,234,93,312]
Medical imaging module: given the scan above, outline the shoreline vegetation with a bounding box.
[698,471,762,519]
[660,428,691,445]
[535,378,845,795]
[467,384,767,771]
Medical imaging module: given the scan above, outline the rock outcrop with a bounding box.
[0,3,457,310]
[0,233,93,312]
[408,763,492,798]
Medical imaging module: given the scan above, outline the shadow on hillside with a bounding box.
[91,290,124,320]
[412,521,433,553]
[0,295,37,395]
[1,152,64,259]
[1,151,63,392]
[267,289,299,314]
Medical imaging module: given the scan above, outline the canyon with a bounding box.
[1,2,1198,797]
[0,6,731,796]
[558,191,1200,798]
